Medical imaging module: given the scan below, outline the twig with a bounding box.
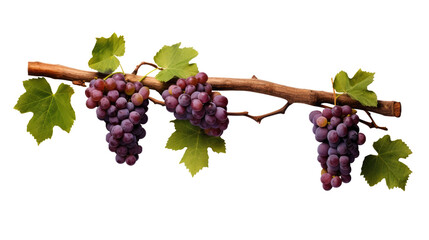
[360,110,388,131]
[148,96,165,106]
[228,102,293,123]
[132,61,162,75]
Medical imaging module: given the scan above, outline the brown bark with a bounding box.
[28,61,401,117]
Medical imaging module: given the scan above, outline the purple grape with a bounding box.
[322,108,333,120]
[176,79,186,89]
[309,110,322,123]
[115,80,126,92]
[121,119,134,133]
[117,109,130,121]
[327,130,339,143]
[96,107,106,120]
[342,105,352,116]
[213,95,228,108]
[129,111,141,124]
[184,85,196,95]
[336,123,348,137]
[116,97,127,109]
[205,84,212,94]
[191,99,203,111]
[357,133,366,145]
[116,155,126,164]
[105,78,116,91]
[315,127,328,142]
[178,94,191,106]
[341,174,351,183]
[140,113,148,124]
[107,105,117,117]
[162,90,170,100]
[351,114,360,124]
[331,176,342,188]
[169,85,182,98]
[198,92,210,104]
[109,116,119,125]
[323,183,332,191]
[126,102,135,111]
[215,107,227,122]
[337,142,347,155]
[196,72,208,84]
[111,125,124,139]
[165,96,178,112]
[332,105,342,117]
[317,143,329,157]
[327,155,339,167]
[330,116,341,128]
[122,133,135,144]
[321,173,332,185]
[107,90,119,103]
[343,116,353,127]
[175,105,186,115]
[339,156,349,166]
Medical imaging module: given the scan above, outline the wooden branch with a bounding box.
[27,61,401,118]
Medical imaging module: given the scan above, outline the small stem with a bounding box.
[228,102,293,123]
[139,68,160,82]
[119,63,125,74]
[331,78,336,105]
[132,61,160,75]
[148,96,165,106]
[360,110,388,131]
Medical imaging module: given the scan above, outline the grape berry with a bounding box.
[162,72,229,136]
[310,105,366,190]
[85,73,149,165]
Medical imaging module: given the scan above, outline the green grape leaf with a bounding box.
[14,78,75,145]
[88,33,125,74]
[333,69,378,107]
[165,120,226,176]
[153,42,199,82]
[361,135,412,190]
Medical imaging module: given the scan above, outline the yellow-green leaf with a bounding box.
[14,78,75,144]
[165,120,225,176]
[154,43,199,82]
[88,33,125,74]
[333,69,378,107]
[361,135,412,190]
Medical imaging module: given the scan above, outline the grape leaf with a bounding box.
[88,33,125,74]
[165,120,226,176]
[361,135,412,190]
[14,78,75,145]
[153,43,199,82]
[333,69,378,107]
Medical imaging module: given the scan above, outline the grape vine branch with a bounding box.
[28,61,401,128]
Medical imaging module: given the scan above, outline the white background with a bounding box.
[1,0,428,239]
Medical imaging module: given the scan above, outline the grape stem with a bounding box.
[228,102,293,123]
[27,61,402,118]
[132,61,163,75]
[148,96,165,106]
[361,110,388,131]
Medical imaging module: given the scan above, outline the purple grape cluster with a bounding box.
[309,105,366,190]
[162,72,229,137]
[85,73,150,165]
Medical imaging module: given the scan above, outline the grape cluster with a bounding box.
[309,105,366,190]
[162,72,229,137]
[85,73,150,165]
